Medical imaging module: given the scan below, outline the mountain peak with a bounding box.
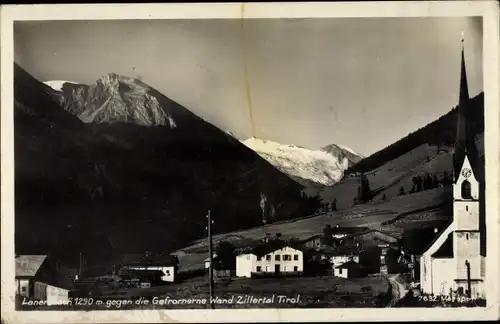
[242,137,362,186]
[45,74,176,127]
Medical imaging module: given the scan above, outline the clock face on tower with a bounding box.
[461,168,472,178]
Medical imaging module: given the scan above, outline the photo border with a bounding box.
[1,1,499,323]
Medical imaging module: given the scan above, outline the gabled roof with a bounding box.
[431,233,454,258]
[119,268,165,277]
[120,253,178,267]
[245,239,304,257]
[335,260,364,270]
[15,255,47,277]
[331,226,369,234]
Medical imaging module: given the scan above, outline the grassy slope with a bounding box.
[175,186,452,272]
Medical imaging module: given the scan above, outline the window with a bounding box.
[256,266,262,272]
[21,287,27,292]
[275,255,281,261]
[266,255,271,261]
[461,180,472,199]
[294,254,299,261]
[294,266,298,272]
[246,255,250,260]
[166,270,171,276]
[466,206,468,212]
[466,233,469,240]
[283,255,291,261]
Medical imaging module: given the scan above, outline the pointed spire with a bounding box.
[459,31,470,111]
[453,31,472,182]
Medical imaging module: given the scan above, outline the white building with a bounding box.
[16,255,73,305]
[420,38,486,299]
[34,281,71,306]
[334,260,366,279]
[236,241,304,278]
[331,254,360,269]
[121,253,178,283]
[16,255,48,298]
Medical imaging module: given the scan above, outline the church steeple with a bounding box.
[453,32,477,183]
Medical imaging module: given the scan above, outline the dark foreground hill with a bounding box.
[14,64,320,267]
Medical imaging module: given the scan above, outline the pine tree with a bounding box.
[416,176,423,192]
[322,224,333,246]
[443,171,450,185]
[331,198,337,211]
[433,174,439,188]
[357,173,371,203]
[424,174,433,190]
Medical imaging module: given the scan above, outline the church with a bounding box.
[419,36,486,299]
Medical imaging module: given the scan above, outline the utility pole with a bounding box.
[78,252,83,281]
[206,210,215,309]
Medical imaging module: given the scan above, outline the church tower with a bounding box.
[452,33,482,296]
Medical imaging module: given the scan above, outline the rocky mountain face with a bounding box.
[15,64,321,266]
[46,74,179,127]
[321,143,364,167]
[242,137,363,187]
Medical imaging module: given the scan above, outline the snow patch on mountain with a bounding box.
[44,80,78,92]
[335,143,363,158]
[242,137,361,186]
[45,74,177,128]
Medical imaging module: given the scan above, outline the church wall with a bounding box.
[420,255,432,294]
[431,258,454,296]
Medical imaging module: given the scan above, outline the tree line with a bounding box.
[344,93,484,176]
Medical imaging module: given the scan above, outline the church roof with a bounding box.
[453,39,482,183]
[431,233,454,258]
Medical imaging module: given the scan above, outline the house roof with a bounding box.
[120,253,178,267]
[401,226,447,255]
[244,239,304,257]
[300,234,323,243]
[341,228,401,244]
[331,226,369,234]
[335,260,364,270]
[119,268,165,277]
[15,255,47,277]
[318,243,361,257]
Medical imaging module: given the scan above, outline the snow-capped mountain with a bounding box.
[44,80,78,92]
[242,137,363,187]
[44,74,178,127]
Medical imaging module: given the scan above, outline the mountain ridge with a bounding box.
[15,64,321,266]
[242,137,363,187]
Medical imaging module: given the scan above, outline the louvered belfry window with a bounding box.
[462,180,472,199]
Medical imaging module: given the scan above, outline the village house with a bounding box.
[330,225,369,239]
[334,260,367,279]
[301,234,323,250]
[117,268,165,288]
[420,38,486,299]
[120,253,179,283]
[236,240,304,278]
[205,254,233,283]
[16,255,74,306]
[327,246,361,269]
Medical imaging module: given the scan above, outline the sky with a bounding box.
[14,17,483,156]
